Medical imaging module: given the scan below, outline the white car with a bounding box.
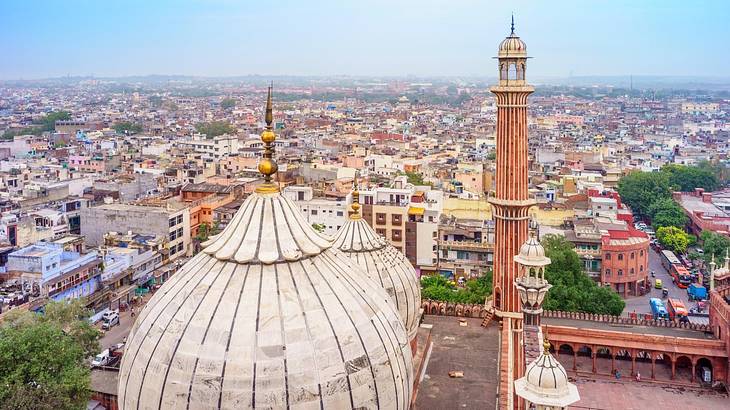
[101,311,119,330]
[91,349,111,367]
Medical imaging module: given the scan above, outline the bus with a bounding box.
[660,250,693,288]
[671,265,694,289]
[660,249,681,271]
[667,298,689,322]
[649,298,669,320]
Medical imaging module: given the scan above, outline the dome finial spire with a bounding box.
[511,13,515,35]
[349,170,362,219]
[256,83,279,193]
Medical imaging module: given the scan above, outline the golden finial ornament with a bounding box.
[349,170,362,219]
[256,83,280,194]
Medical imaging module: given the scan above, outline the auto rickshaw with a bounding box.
[655,279,663,289]
[662,288,669,298]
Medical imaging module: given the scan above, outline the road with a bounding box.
[98,294,151,350]
[622,248,707,323]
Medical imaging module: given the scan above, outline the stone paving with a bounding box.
[572,377,728,409]
[414,316,499,409]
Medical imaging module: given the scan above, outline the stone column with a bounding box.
[651,354,656,380]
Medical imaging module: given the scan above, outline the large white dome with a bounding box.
[332,216,422,342]
[117,192,414,409]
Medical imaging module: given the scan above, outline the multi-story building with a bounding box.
[359,177,443,270]
[80,203,191,259]
[177,134,240,160]
[282,185,347,236]
[6,241,102,302]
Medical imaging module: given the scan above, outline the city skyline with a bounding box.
[2,0,730,81]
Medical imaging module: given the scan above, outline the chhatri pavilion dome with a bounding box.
[498,16,527,58]
[332,181,421,343]
[117,87,413,409]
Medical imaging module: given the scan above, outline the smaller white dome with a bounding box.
[514,235,551,267]
[514,340,580,408]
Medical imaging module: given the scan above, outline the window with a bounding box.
[392,214,402,226]
[640,265,644,272]
[640,250,644,256]
[605,253,611,260]
[630,252,635,259]
[336,211,343,217]
[376,213,386,225]
[605,269,611,276]
[297,191,304,201]
[630,268,635,275]
[311,210,318,215]
[618,254,624,261]
[169,218,177,228]
[376,228,386,236]
[177,215,183,225]
[618,269,623,276]
[392,229,402,241]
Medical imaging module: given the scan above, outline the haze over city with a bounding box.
[2,1,730,409]
[2,0,730,80]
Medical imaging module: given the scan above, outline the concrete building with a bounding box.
[6,241,102,301]
[177,134,240,160]
[282,185,347,235]
[81,203,190,259]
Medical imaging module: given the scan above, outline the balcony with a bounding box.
[438,240,493,251]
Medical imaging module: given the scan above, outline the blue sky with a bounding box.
[1,0,728,80]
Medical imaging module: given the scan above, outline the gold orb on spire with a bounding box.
[349,171,362,219]
[256,83,280,194]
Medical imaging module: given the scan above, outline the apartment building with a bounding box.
[81,203,191,259]
[283,186,347,236]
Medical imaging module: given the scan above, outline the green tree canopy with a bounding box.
[113,121,144,135]
[656,226,690,254]
[648,197,688,229]
[701,231,730,264]
[541,234,625,315]
[220,98,237,110]
[195,121,235,138]
[420,272,492,304]
[0,300,100,409]
[404,171,425,185]
[617,171,671,217]
[662,164,720,192]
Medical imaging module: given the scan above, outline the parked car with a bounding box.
[101,311,119,330]
[91,349,111,368]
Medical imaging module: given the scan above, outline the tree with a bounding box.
[113,121,144,135]
[404,171,424,185]
[656,226,690,254]
[195,121,235,138]
[701,231,730,264]
[2,111,70,139]
[662,164,719,192]
[696,160,730,186]
[220,98,237,110]
[540,234,625,315]
[0,300,99,409]
[311,223,326,233]
[617,171,671,217]
[195,221,220,242]
[648,198,688,229]
[420,271,492,304]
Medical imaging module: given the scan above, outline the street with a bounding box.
[622,248,707,324]
[98,294,151,350]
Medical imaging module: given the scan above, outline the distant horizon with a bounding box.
[2,1,729,81]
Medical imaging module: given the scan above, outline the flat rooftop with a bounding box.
[543,317,714,340]
[573,377,727,409]
[415,316,499,409]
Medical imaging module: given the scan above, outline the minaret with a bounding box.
[488,18,535,409]
[489,19,534,315]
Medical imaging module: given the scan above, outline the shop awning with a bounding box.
[407,207,425,216]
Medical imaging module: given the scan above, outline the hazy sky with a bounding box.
[1,0,728,80]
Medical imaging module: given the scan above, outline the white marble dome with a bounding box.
[514,342,580,408]
[332,216,421,342]
[117,191,414,409]
[514,235,551,267]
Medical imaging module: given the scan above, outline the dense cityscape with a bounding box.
[2,2,730,410]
